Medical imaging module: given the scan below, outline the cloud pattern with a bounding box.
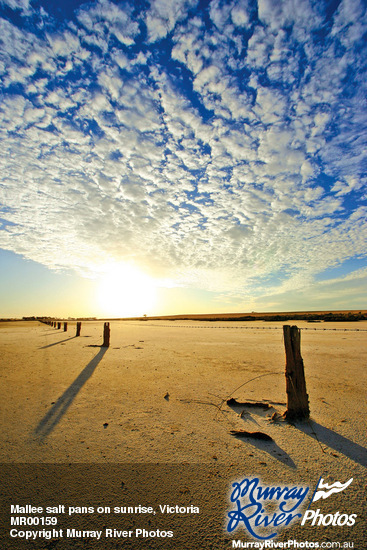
[0,0,366,305]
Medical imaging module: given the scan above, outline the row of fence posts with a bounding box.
[39,320,309,418]
[40,320,110,348]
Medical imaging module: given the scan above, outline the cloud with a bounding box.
[0,0,31,14]
[77,0,139,46]
[0,0,366,304]
[146,0,197,43]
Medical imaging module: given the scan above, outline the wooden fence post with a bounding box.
[63,322,67,332]
[102,322,110,347]
[76,322,81,337]
[57,322,61,329]
[283,325,310,420]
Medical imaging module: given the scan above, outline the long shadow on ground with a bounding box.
[227,401,296,468]
[232,435,297,468]
[294,421,367,467]
[34,347,107,440]
[227,400,367,468]
[39,336,78,349]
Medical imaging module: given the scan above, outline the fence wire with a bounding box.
[123,322,366,332]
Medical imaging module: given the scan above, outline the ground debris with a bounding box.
[230,430,273,441]
[268,412,283,422]
[227,398,271,409]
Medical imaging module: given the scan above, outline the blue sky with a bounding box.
[0,0,366,317]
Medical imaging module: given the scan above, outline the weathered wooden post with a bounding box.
[63,322,67,332]
[76,322,81,337]
[283,325,309,420]
[57,322,61,329]
[102,322,110,347]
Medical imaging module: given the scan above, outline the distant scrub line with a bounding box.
[137,312,367,323]
[0,312,365,323]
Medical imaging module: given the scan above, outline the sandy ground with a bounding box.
[0,320,366,548]
[0,319,366,466]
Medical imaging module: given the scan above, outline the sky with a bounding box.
[0,0,366,318]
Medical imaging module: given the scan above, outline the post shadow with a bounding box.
[231,435,297,469]
[227,402,296,468]
[226,403,366,468]
[34,347,107,440]
[39,336,77,349]
[293,420,367,467]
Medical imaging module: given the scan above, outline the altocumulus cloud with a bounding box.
[0,0,366,304]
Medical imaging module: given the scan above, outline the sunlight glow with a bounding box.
[96,263,157,317]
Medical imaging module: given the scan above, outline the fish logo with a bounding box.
[311,478,353,503]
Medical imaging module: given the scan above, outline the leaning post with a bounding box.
[102,322,110,348]
[76,322,81,337]
[283,325,310,420]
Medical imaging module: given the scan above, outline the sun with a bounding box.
[96,263,157,317]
